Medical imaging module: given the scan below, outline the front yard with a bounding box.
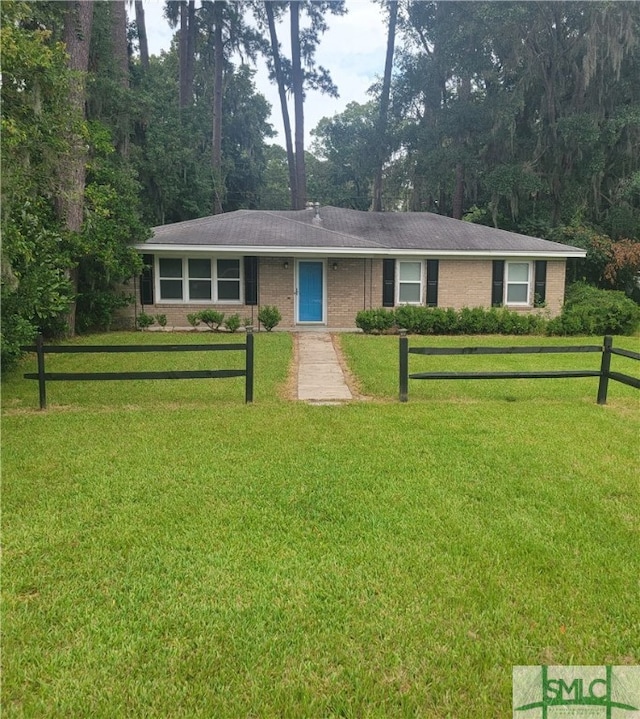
[2,332,638,717]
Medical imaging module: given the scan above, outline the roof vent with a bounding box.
[306,201,321,224]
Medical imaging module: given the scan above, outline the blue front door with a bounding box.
[298,261,324,322]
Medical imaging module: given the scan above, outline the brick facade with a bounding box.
[118,255,567,329]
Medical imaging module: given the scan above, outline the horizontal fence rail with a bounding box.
[21,330,255,409]
[399,332,639,404]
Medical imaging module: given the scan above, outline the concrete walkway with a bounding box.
[297,333,353,402]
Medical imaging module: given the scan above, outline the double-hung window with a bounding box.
[188,259,212,300]
[505,262,531,305]
[157,257,241,302]
[217,259,240,301]
[158,258,184,300]
[397,261,423,304]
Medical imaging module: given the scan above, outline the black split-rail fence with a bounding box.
[21,329,254,409]
[399,332,640,404]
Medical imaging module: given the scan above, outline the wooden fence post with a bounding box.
[36,333,47,410]
[399,329,409,402]
[245,326,254,403]
[597,335,613,405]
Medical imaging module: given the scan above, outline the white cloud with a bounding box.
[136,0,388,144]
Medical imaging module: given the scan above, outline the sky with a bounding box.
[138,0,389,147]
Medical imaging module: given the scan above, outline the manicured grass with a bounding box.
[339,333,640,406]
[3,331,292,410]
[2,332,639,717]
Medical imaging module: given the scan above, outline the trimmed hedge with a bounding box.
[547,283,640,336]
[356,287,640,336]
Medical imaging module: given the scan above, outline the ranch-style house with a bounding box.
[131,205,586,329]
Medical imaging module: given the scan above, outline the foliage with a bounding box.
[0,1,73,368]
[380,1,640,236]
[359,306,548,335]
[197,309,225,331]
[547,283,640,336]
[257,305,282,331]
[355,308,396,334]
[309,102,382,209]
[76,290,134,334]
[225,313,242,333]
[1,0,150,361]
[187,313,201,329]
[131,26,274,223]
[154,314,168,328]
[557,225,640,299]
[136,311,155,330]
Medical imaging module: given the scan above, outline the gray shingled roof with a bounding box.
[143,206,585,256]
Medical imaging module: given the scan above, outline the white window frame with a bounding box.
[396,259,424,305]
[155,256,243,304]
[504,261,532,306]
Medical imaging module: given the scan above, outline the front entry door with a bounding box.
[297,261,324,323]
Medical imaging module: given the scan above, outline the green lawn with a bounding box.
[2,332,639,717]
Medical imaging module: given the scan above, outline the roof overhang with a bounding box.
[136,243,587,259]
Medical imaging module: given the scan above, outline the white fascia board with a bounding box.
[136,244,586,259]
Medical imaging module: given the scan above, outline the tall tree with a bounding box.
[59,0,94,335]
[211,0,225,214]
[255,0,345,208]
[371,0,398,212]
[290,0,306,208]
[134,0,150,70]
[264,0,297,209]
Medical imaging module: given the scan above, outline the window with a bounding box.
[398,261,423,304]
[159,258,183,300]
[157,257,241,303]
[505,262,531,305]
[217,259,240,301]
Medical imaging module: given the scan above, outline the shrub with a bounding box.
[187,313,200,329]
[137,312,155,330]
[1,315,37,372]
[458,307,493,334]
[356,306,551,336]
[547,283,640,336]
[394,305,422,334]
[431,308,458,334]
[154,314,167,328]
[197,309,225,331]
[225,313,241,333]
[258,305,282,332]
[355,308,396,334]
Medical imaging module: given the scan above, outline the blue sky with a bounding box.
[139,0,389,147]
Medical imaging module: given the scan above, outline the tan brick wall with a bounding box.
[438,260,492,310]
[117,255,566,329]
[544,260,565,316]
[438,259,565,316]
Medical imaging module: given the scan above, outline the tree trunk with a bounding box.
[110,0,130,157]
[452,162,464,219]
[186,0,196,99]
[290,0,306,209]
[265,1,297,209]
[134,1,149,70]
[372,0,398,212]
[60,0,94,337]
[179,1,189,107]
[212,0,225,214]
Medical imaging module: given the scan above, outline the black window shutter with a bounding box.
[426,259,439,307]
[534,260,547,307]
[244,256,259,306]
[140,254,154,305]
[382,259,395,307]
[491,260,505,307]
